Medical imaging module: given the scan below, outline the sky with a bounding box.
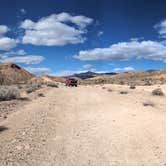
[1,0,166,76]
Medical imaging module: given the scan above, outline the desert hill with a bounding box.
[81,70,166,85]
[0,63,35,85]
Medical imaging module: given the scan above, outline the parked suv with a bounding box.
[65,78,78,87]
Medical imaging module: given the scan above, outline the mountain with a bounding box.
[0,63,35,85]
[67,71,117,79]
[81,70,166,85]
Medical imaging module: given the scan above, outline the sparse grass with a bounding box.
[0,86,20,101]
[25,84,41,93]
[120,90,128,94]
[46,81,58,88]
[143,101,154,107]
[152,88,164,96]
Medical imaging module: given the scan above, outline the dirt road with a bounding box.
[1,85,166,166]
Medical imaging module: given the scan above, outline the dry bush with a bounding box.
[152,88,164,96]
[129,84,136,89]
[25,84,41,93]
[107,88,113,92]
[38,93,45,97]
[46,81,58,88]
[143,101,154,107]
[120,90,128,94]
[119,81,125,85]
[0,86,20,101]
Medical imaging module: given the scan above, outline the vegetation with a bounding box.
[38,93,45,97]
[120,90,128,94]
[0,86,20,101]
[46,81,58,88]
[129,84,136,89]
[143,101,154,107]
[152,88,164,96]
[26,84,41,93]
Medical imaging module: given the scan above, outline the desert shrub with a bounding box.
[144,80,152,86]
[0,86,20,101]
[102,87,106,89]
[120,90,128,94]
[107,88,113,92]
[129,84,136,89]
[152,88,164,96]
[46,81,58,88]
[38,93,45,97]
[119,81,124,85]
[25,84,41,93]
[143,101,154,107]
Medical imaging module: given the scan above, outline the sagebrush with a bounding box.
[152,88,164,96]
[25,84,41,93]
[46,81,58,88]
[0,86,20,101]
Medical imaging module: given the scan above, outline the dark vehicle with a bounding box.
[65,78,78,87]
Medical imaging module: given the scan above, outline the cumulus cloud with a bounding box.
[113,66,135,73]
[4,49,26,56]
[83,64,93,69]
[0,55,44,64]
[0,25,9,36]
[0,37,17,50]
[20,12,93,46]
[25,67,50,74]
[154,19,166,38]
[0,25,17,50]
[54,70,79,77]
[74,40,166,62]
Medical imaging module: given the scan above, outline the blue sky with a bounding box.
[1,0,166,76]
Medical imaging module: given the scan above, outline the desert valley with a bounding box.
[0,63,166,165]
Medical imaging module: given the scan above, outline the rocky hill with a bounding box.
[0,63,35,85]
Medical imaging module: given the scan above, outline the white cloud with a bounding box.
[74,40,166,62]
[0,25,17,50]
[54,69,91,77]
[113,66,135,73]
[0,37,17,50]
[25,67,50,74]
[1,55,44,64]
[154,19,166,38]
[83,64,93,69]
[0,25,9,36]
[20,12,93,46]
[20,8,26,14]
[4,49,26,56]
[97,31,103,36]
